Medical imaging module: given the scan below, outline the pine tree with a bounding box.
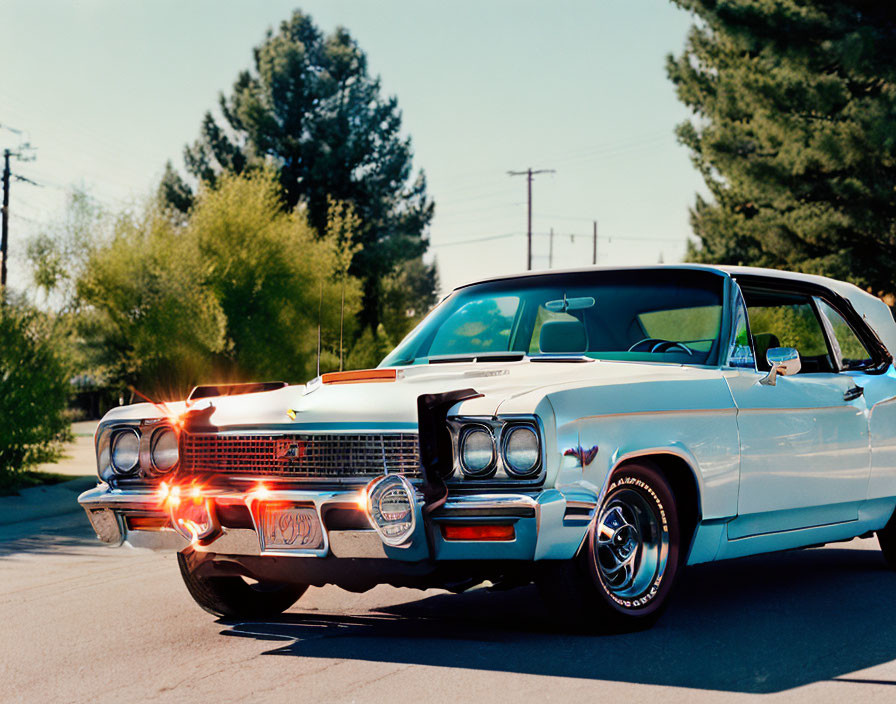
[175,10,434,328]
[667,1,896,301]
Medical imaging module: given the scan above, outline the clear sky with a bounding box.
[1,0,704,296]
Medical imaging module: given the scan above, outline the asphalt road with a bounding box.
[3,512,896,704]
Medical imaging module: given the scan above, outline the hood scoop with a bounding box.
[187,381,287,401]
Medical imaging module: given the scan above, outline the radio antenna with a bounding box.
[339,270,346,371]
[316,278,323,378]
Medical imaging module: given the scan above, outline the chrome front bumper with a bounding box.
[78,483,596,561]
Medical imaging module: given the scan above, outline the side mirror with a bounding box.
[760,347,801,386]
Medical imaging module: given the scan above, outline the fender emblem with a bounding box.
[564,445,599,467]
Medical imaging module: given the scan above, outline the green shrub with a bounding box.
[0,301,73,490]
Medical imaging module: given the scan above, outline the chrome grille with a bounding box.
[181,432,421,478]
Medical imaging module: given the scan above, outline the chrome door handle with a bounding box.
[843,385,864,402]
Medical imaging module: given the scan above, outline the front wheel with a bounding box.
[177,551,308,619]
[537,462,682,632]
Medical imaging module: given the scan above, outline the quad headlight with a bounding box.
[502,425,541,477]
[452,418,543,481]
[459,425,496,477]
[98,422,179,480]
[110,429,140,475]
[150,427,179,474]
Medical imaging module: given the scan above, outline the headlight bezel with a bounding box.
[110,428,141,475]
[458,423,498,477]
[447,415,545,484]
[96,419,179,483]
[501,423,542,478]
[149,426,179,475]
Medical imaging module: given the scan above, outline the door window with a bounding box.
[745,295,834,373]
[816,299,873,370]
[727,295,756,369]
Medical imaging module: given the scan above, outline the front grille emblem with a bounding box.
[274,439,306,461]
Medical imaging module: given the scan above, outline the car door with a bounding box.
[815,297,896,508]
[724,286,871,540]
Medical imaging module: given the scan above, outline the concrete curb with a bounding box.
[0,476,97,527]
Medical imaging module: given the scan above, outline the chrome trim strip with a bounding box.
[565,499,598,510]
[727,517,858,542]
[575,407,736,422]
[81,486,544,514]
[440,493,539,512]
[211,422,419,433]
[81,485,563,558]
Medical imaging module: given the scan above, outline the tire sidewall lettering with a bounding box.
[594,473,671,611]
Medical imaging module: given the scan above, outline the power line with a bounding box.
[430,232,521,248]
[10,212,41,225]
[435,185,519,208]
[531,230,683,243]
[13,173,41,187]
[433,129,674,197]
[435,200,521,223]
[430,228,686,253]
[533,212,597,222]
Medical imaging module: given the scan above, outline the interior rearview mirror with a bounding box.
[545,295,595,312]
[760,347,801,386]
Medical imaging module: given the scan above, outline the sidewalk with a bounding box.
[0,421,99,528]
[0,476,96,526]
[34,420,98,478]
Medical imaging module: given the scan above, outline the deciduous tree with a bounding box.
[0,299,72,487]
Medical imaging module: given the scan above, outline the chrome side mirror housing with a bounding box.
[760,347,801,386]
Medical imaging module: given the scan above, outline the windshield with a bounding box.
[381,269,726,367]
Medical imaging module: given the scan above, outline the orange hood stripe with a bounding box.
[320,369,398,385]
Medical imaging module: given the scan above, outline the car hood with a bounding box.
[101,360,723,430]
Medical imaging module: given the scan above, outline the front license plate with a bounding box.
[259,504,324,551]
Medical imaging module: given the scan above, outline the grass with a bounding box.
[0,470,76,497]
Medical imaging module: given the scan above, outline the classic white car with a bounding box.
[79,265,896,631]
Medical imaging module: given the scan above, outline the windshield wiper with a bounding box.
[529,354,594,363]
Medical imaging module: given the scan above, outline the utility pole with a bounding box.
[508,167,555,270]
[1,150,9,294]
[592,220,598,265]
[0,125,36,300]
[548,227,554,269]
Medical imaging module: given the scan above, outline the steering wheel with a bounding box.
[627,338,694,356]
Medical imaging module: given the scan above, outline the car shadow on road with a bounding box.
[220,541,896,694]
[0,514,99,559]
